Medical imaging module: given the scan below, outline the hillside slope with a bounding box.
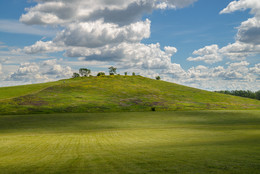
[0,75,259,114]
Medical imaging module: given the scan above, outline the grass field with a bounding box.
[0,76,260,115]
[1,110,260,174]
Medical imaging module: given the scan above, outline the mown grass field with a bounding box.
[1,110,260,174]
[0,76,260,115]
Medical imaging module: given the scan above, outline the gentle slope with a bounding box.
[0,75,259,114]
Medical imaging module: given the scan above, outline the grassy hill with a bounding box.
[1,76,260,173]
[0,75,259,114]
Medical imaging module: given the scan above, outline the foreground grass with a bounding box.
[0,110,260,174]
[0,76,260,115]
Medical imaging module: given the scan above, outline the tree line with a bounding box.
[72,66,138,78]
[72,66,161,80]
[215,90,260,100]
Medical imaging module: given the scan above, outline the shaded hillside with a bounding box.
[0,75,259,114]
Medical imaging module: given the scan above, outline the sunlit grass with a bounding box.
[0,110,260,173]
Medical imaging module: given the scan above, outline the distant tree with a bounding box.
[232,90,256,99]
[256,90,260,100]
[97,72,105,76]
[216,90,260,100]
[124,72,127,76]
[132,72,135,76]
[156,76,161,80]
[108,66,117,75]
[72,72,80,78]
[79,68,91,77]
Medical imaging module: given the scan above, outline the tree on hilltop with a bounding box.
[72,72,80,78]
[79,68,91,77]
[109,66,117,75]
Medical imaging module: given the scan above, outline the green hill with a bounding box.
[0,75,259,114]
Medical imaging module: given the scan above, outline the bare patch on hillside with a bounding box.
[13,95,48,106]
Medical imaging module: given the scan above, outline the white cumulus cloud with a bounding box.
[188,0,260,64]
[187,44,222,64]
[220,0,260,52]
[20,0,194,73]
[23,41,64,54]
[6,60,73,83]
[20,0,197,26]
[9,0,259,91]
[54,19,151,48]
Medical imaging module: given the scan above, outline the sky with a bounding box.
[0,0,259,91]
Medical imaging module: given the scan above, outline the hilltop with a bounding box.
[0,75,259,115]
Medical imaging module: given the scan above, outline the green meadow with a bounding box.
[0,111,260,174]
[0,76,260,173]
[0,76,260,115]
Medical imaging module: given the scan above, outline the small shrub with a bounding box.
[97,72,105,76]
[72,73,80,78]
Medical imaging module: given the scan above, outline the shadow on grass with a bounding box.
[0,111,260,134]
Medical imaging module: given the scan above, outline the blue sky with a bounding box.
[0,0,259,91]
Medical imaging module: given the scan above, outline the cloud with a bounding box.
[156,59,260,91]
[220,61,250,80]
[0,63,2,74]
[188,0,260,64]
[20,0,197,26]
[237,17,260,45]
[0,20,57,36]
[164,46,178,55]
[20,0,194,74]
[54,19,151,48]
[7,62,43,82]
[250,63,260,74]
[188,41,260,63]
[220,0,260,15]
[63,42,177,70]
[41,59,73,77]
[220,0,260,46]
[169,61,260,91]
[19,0,183,72]
[0,41,7,49]
[23,41,64,54]
[220,42,255,60]
[187,44,222,64]
[6,60,73,83]
[2,0,260,92]
[13,0,260,91]
[116,43,177,69]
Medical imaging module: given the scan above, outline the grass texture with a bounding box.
[0,110,260,174]
[0,76,259,115]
